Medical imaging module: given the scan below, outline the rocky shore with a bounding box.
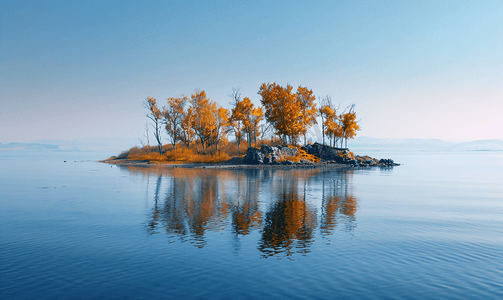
[243,143,399,167]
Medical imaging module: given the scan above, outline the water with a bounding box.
[1,150,502,299]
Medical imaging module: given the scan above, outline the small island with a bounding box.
[104,83,399,169]
[105,142,398,169]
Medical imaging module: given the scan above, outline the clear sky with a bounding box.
[1,0,502,143]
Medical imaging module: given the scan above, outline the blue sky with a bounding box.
[1,0,502,143]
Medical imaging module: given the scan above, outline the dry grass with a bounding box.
[279,148,321,163]
[110,139,323,164]
[112,143,237,164]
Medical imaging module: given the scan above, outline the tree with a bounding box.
[250,106,264,146]
[258,82,317,145]
[319,97,343,147]
[180,107,196,150]
[137,122,151,154]
[231,97,254,148]
[296,86,318,145]
[144,96,163,154]
[213,107,230,151]
[341,104,360,148]
[228,88,245,154]
[325,114,342,148]
[163,96,188,151]
[190,90,216,150]
[318,96,332,146]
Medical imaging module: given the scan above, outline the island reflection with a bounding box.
[119,165,358,257]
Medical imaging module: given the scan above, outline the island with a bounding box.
[103,83,399,169]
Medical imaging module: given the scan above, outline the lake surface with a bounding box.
[1,150,502,299]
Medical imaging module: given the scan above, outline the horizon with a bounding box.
[1,1,502,143]
[2,135,502,146]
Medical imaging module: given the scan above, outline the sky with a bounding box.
[1,0,502,143]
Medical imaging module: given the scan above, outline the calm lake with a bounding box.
[1,150,502,299]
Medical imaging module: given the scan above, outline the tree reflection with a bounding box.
[146,174,162,235]
[258,178,317,258]
[118,165,359,256]
[320,170,358,236]
[231,170,262,235]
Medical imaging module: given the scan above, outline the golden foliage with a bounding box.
[258,82,317,145]
[163,95,188,150]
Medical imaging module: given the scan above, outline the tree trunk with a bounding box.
[254,127,257,147]
[322,124,325,146]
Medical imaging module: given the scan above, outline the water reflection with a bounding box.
[231,170,262,235]
[119,165,359,257]
[320,172,358,236]
[258,179,317,257]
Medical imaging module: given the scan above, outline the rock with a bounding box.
[243,147,266,164]
[378,158,399,166]
[347,159,357,165]
[303,142,348,162]
[243,146,299,165]
[260,144,276,154]
[279,146,298,157]
[333,156,345,163]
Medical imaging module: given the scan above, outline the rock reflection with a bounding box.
[118,165,359,257]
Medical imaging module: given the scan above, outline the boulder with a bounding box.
[378,159,399,166]
[260,144,276,154]
[303,142,348,162]
[243,145,301,165]
[279,146,298,157]
[243,147,266,164]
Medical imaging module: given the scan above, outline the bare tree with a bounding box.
[138,122,151,154]
[318,95,332,146]
[228,88,245,154]
[144,97,163,154]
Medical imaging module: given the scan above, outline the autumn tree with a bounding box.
[319,96,343,147]
[325,113,343,148]
[231,96,256,148]
[212,106,230,151]
[341,104,360,148]
[163,95,188,151]
[318,96,332,146]
[180,107,196,150]
[228,88,245,154]
[144,96,163,154]
[296,86,318,145]
[190,90,216,150]
[249,106,264,146]
[258,82,318,145]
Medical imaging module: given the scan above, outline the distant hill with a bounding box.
[349,137,503,151]
[0,142,60,151]
[0,137,139,152]
[451,139,503,151]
